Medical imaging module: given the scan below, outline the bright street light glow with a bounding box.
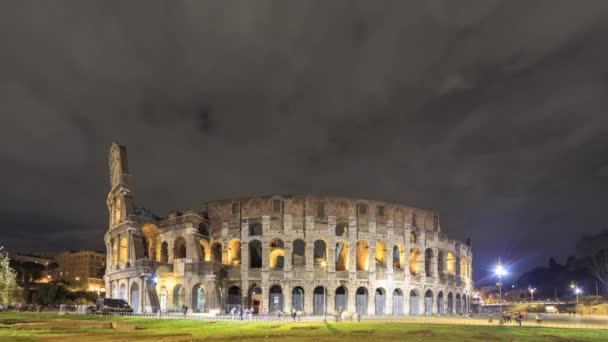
[495,264,507,276]
[575,288,582,295]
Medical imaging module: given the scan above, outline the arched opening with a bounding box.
[392,289,404,315]
[424,290,433,315]
[227,286,242,313]
[228,239,241,265]
[112,239,118,265]
[174,237,187,260]
[211,242,222,263]
[114,197,122,225]
[119,237,128,263]
[200,239,210,261]
[437,291,444,315]
[446,252,455,275]
[455,293,461,314]
[292,287,304,311]
[455,256,461,277]
[460,257,467,278]
[292,239,306,266]
[409,248,422,275]
[410,231,417,243]
[409,289,420,315]
[335,286,347,312]
[269,238,285,269]
[335,222,348,237]
[160,241,169,263]
[313,286,327,315]
[142,238,149,259]
[375,242,387,268]
[447,292,454,314]
[375,288,386,315]
[192,284,205,312]
[173,285,185,311]
[159,286,168,311]
[142,224,160,261]
[425,248,433,277]
[198,221,209,236]
[110,283,117,299]
[335,241,349,271]
[356,240,369,271]
[313,240,327,265]
[437,251,444,275]
[249,222,263,236]
[269,285,283,313]
[393,244,404,270]
[249,240,262,268]
[130,282,140,312]
[356,287,368,315]
[119,283,126,301]
[248,286,262,314]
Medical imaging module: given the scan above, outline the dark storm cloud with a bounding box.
[1,0,608,282]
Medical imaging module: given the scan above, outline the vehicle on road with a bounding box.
[87,298,133,314]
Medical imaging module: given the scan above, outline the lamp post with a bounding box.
[321,260,327,323]
[528,286,536,303]
[495,258,507,314]
[575,287,582,304]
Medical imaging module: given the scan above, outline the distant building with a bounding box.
[14,253,55,267]
[55,250,106,291]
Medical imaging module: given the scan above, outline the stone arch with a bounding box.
[335,221,348,237]
[249,222,263,236]
[437,251,445,275]
[409,289,420,315]
[393,243,405,270]
[130,282,140,312]
[455,256,461,276]
[119,283,126,300]
[269,285,283,312]
[292,239,306,266]
[174,236,187,259]
[446,252,455,275]
[292,286,305,311]
[192,284,205,312]
[375,242,387,268]
[227,286,242,312]
[409,247,422,275]
[160,241,169,262]
[356,287,368,315]
[356,240,370,271]
[228,239,241,265]
[335,286,348,312]
[392,288,404,315]
[425,248,433,277]
[211,242,222,263]
[447,292,454,314]
[313,239,327,264]
[198,221,209,236]
[113,197,122,225]
[249,240,262,268]
[455,293,461,314]
[437,291,444,315]
[313,286,327,315]
[159,286,168,311]
[375,287,386,315]
[460,256,467,278]
[142,224,160,238]
[424,289,433,315]
[119,237,128,262]
[335,240,349,271]
[112,239,118,265]
[200,239,211,261]
[269,238,285,269]
[173,284,185,311]
[248,286,262,314]
[410,230,417,243]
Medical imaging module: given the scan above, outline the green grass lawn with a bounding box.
[1,312,607,342]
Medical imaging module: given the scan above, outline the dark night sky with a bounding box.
[1,1,608,283]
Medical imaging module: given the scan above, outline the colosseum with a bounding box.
[104,143,474,316]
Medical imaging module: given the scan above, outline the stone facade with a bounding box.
[104,143,474,315]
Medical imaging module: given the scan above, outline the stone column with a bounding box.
[305,241,314,272]
[284,241,292,272]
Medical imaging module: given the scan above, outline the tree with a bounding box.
[0,247,18,305]
[577,231,608,295]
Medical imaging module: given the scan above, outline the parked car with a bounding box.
[88,298,133,314]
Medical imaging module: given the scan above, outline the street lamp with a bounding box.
[494,258,507,314]
[321,260,327,323]
[528,286,536,303]
[575,287,582,304]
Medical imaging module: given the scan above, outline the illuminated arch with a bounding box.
[313,239,327,265]
[112,238,118,264]
[228,239,241,265]
[375,242,387,268]
[119,237,128,262]
[393,243,405,270]
[446,252,455,275]
[269,238,285,269]
[409,247,422,276]
[335,240,349,271]
[200,239,211,261]
[356,240,370,271]
[460,257,467,278]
